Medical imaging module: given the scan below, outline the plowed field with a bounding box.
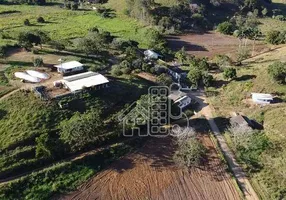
[60,135,241,200]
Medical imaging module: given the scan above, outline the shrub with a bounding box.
[37,17,45,23]
[111,65,122,76]
[217,21,233,35]
[274,15,285,21]
[33,57,44,67]
[24,19,30,26]
[266,30,286,45]
[157,73,173,86]
[202,73,213,87]
[268,61,286,84]
[59,110,103,151]
[187,67,201,87]
[49,41,65,52]
[173,127,206,167]
[223,67,237,80]
[213,55,232,69]
[237,47,250,64]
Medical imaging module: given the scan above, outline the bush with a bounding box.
[157,73,173,86]
[37,17,45,23]
[187,67,201,87]
[274,15,285,21]
[217,21,233,35]
[202,73,213,87]
[33,57,44,67]
[24,19,30,26]
[49,41,65,52]
[223,67,237,80]
[173,128,206,167]
[213,55,232,69]
[111,65,122,76]
[266,30,286,45]
[268,61,286,84]
[59,110,103,151]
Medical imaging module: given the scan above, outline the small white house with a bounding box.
[144,50,160,60]
[251,93,273,104]
[54,61,84,74]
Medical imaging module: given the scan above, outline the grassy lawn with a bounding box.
[0,4,153,48]
[208,47,286,199]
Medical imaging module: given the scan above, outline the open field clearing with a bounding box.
[0,4,152,48]
[60,136,241,200]
[167,31,269,59]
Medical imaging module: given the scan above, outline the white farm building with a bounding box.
[251,93,273,104]
[54,61,84,74]
[61,71,109,92]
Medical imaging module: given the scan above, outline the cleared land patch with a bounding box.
[60,136,241,200]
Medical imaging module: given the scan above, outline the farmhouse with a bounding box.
[168,90,192,109]
[61,71,109,92]
[251,93,273,104]
[54,61,84,74]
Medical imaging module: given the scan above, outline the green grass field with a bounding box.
[0,4,153,48]
[208,47,286,199]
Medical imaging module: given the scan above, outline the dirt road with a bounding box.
[189,90,259,200]
[60,135,241,200]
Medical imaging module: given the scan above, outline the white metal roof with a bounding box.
[26,70,50,80]
[14,72,41,83]
[251,93,273,100]
[54,61,83,70]
[63,71,109,92]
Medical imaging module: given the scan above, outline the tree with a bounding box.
[18,31,41,50]
[266,30,286,45]
[59,111,103,151]
[237,47,250,64]
[37,16,45,23]
[125,46,137,62]
[217,21,233,35]
[24,19,30,26]
[202,73,213,87]
[175,47,188,64]
[157,73,173,86]
[223,67,237,80]
[268,61,286,84]
[213,54,232,69]
[172,127,206,167]
[33,57,43,67]
[49,41,65,52]
[262,8,268,17]
[35,133,64,159]
[188,67,201,87]
[111,65,123,76]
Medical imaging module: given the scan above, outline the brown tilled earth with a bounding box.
[167,31,269,59]
[60,135,241,200]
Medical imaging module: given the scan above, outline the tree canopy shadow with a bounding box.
[235,75,256,81]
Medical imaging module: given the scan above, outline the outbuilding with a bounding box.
[61,71,109,92]
[54,61,84,74]
[251,93,273,104]
[144,50,161,60]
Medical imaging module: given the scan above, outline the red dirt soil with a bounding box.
[167,31,269,59]
[60,136,241,200]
